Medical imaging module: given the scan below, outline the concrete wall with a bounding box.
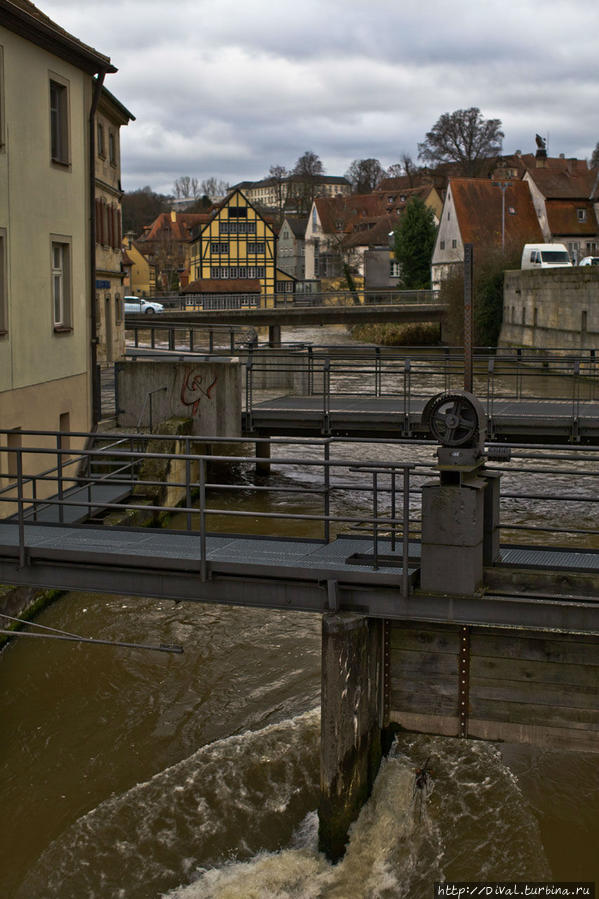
[116,358,241,436]
[237,349,310,393]
[499,268,599,351]
[319,613,383,862]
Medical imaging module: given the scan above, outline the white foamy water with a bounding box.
[19,711,550,899]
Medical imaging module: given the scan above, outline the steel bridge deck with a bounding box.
[2,524,599,634]
[245,396,599,441]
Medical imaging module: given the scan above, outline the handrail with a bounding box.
[1,432,599,585]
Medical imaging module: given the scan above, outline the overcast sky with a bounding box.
[39,0,599,194]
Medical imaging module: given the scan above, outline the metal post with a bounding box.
[185,437,192,531]
[151,327,156,349]
[402,467,410,598]
[209,330,214,353]
[324,440,330,542]
[403,360,411,437]
[390,471,396,553]
[572,360,581,440]
[308,346,314,396]
[189,328,194,353]
[375,346,381,397]
[463,243,474,392]
[16,449,26,568]
[57,434,64,524]
[371,471,379,569]
[323,360,331,435]
[230,330,235,354]
[134,327,139,348]
[199,458,207,582]
[246,360,253,430]
[487,358,495,438]
[169,328,175,351]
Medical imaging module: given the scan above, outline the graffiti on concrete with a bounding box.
[180,368,218,416]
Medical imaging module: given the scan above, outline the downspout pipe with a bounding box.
[90,72,106,426]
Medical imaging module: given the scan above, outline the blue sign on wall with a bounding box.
[96,279,110,289]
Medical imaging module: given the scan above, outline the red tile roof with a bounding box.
[449,178,543,249]
[545,201,598,236]
[525,164,598,199]
[2,0,115,73]
[140,212,212,243]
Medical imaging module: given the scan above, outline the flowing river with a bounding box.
[1,326,598,897]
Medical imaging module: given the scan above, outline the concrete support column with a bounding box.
[483,471,501,564]
[255,440,271,476]
[268,324,281,348]
[319,612,383,862]
[420,480,485,594]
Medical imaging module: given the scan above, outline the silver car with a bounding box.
[124,296,164,314]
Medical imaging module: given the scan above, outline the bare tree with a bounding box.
[345,158,386,194]
[293,150,325,178]
[174,176,191,199]
[591,142,599,169]
[290,151,326,214]
[268,164,289,211]
[400,153,418,187]
[418,107,504,177]
[200,177,230,201]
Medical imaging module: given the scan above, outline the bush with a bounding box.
[350,322,441,346]
[440,247,520,347]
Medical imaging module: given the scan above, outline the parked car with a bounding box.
[578,256,599,266]
[124,296,164,314]
[521,244,572,269]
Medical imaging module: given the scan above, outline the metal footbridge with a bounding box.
[2,430,599,635]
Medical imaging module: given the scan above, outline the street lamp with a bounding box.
[492,181,512,252]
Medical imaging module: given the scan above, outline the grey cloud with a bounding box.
[39,0,599,191]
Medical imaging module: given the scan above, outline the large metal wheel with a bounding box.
[425,392,480,447]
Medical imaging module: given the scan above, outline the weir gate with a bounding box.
[1,408,599,860]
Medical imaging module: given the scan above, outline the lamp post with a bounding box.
[492,181,512,251]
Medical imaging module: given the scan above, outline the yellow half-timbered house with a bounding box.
[189,190,279,305]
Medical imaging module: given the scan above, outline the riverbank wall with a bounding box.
[499,268,599,352]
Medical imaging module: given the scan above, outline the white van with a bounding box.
[521,244,572,269]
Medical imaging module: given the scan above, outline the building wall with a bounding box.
[499,268,599,351]
[0,24,92,436]
[189,191,277,303]
[430,190,464,291]
[95,93,129,364]
[277,220,305,279]
[123,237,154,296]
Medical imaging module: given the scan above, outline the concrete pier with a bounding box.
[319,613,383,862]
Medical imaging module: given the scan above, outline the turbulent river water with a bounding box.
[1,326,598,897]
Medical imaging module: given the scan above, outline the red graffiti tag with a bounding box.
[180,369,218,416]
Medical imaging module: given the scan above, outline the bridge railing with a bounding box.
[2,431,599,581]
[146,289,438,312]
[243,349,599,438]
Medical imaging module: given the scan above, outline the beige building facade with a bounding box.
[95,86,134,364]
[0,0,116,508]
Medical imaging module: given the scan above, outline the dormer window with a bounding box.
[577,208,586,222]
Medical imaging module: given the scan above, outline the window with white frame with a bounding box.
[109,131,116,166]
[577,208,586,222]
[51,239,71,329]
[389,261,401,278]
[49,76,70,165]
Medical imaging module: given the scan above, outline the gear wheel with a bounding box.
[422,392,484,447]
